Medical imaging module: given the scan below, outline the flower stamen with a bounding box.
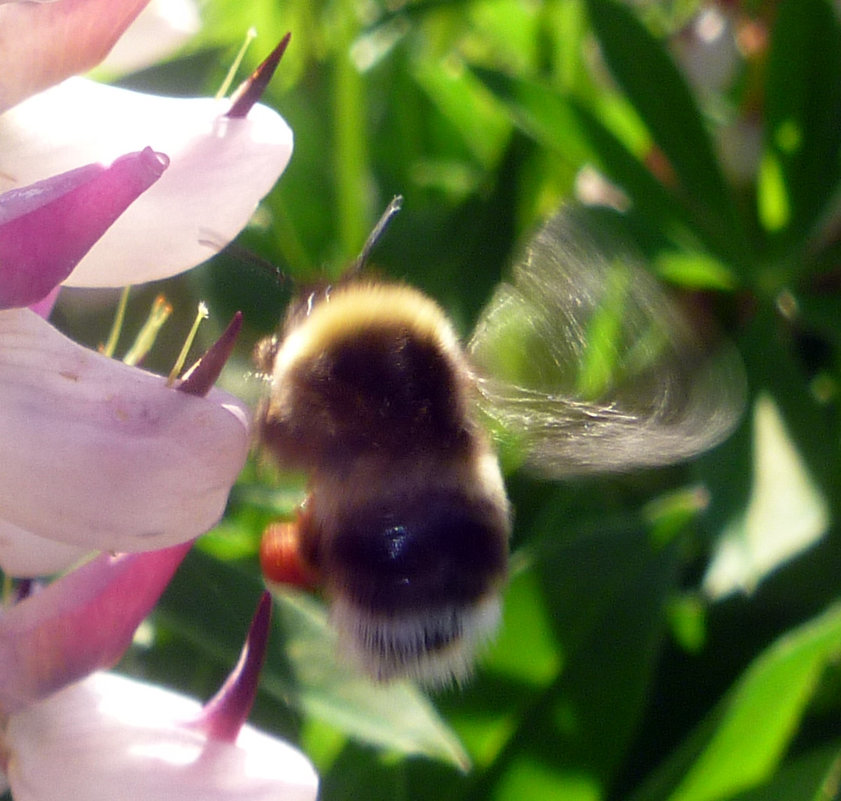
[167,301,209,386]
[177,311,243,397]
[123,293,172,366]
[215,27,258,101]
[100,285,131,358]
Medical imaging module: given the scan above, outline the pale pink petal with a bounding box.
[0,148,168,309]
[0,78,294,286]
[98,0,201,77]
[0,308,250,553]
[0,0,151,112]
[5,672,319,801]
[0,546,191,714]
[0,521,90,578]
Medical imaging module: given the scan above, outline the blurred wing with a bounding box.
[467,206,745,477]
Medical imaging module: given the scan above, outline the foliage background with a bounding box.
[59,0,841,799]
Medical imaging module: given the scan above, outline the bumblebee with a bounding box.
[256,200,743,684]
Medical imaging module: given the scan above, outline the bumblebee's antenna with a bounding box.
[349,195,403,276]
[199,232,290,288]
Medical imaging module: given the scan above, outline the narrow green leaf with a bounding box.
[485,512,683,795]
[665,594,707,654]
[576,260,630,399]
[585,0,743,254]
[472,68,678,228]
[484,563,563,689]
[757,146,792,233]
[762,0,841,244]
[333,0,371,260]
[410,58,511,168]
[491,755,601,801]
[653,250,738,291]
[471,68,723,262]
[728,744,841,801]
[703,394,829,600]
[470,67,597,168]
[441,565,564,771]
[564,100,708,250]
[270,588,471,770]
[669,603,841,801]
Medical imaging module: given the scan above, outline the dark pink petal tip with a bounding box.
[177,311,243,397]
[0,148,169,310]
[0,541,192,715]
[226,33,291,119]
[192,592,272,742]
[28,285,60,319]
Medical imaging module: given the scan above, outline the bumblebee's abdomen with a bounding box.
[308,477,509,684]
[327,488,508,613]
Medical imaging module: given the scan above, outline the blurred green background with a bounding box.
[63,0,841,799]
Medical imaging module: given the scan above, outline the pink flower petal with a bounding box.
[177,312,243,398]
[0,308,250,553]
[97,0,201,77]
[0,78,293,286]
[0,148,169,309]
[27,286,61,319]
[0,546,191,714]
[0,521,90,578]
[193,593,272,742]
[0,0,151,112]
[4,672,319,801]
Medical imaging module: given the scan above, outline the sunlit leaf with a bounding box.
[704,394,829,600]
[725,744,841,801]
[668,603,841,801]
[470,68,596,169]
[270,589,471,770]
[585,0,746,262]
[411,59,510,169]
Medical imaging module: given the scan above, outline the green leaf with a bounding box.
[575,258,631,398]
[442,563,564,771]
[756,149,791,234]
[584,0,744,259]
[565,100,699,239]
[491,755,601,801]
[333,0,371,259]
[470,66,749,272]
[271,588,471,769]
[471,68,691,241]
[411,58,511,169]
[738,310,841,510]
[728,743,841,801]
[484,508,684,797]
[470,67,597,168]
[762,0,841,244]
[663,604,841,801]
[703,394,829,600]
[653,250,738,291]
[484,560,563,690]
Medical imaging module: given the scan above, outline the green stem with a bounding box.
[332,0,369,267]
